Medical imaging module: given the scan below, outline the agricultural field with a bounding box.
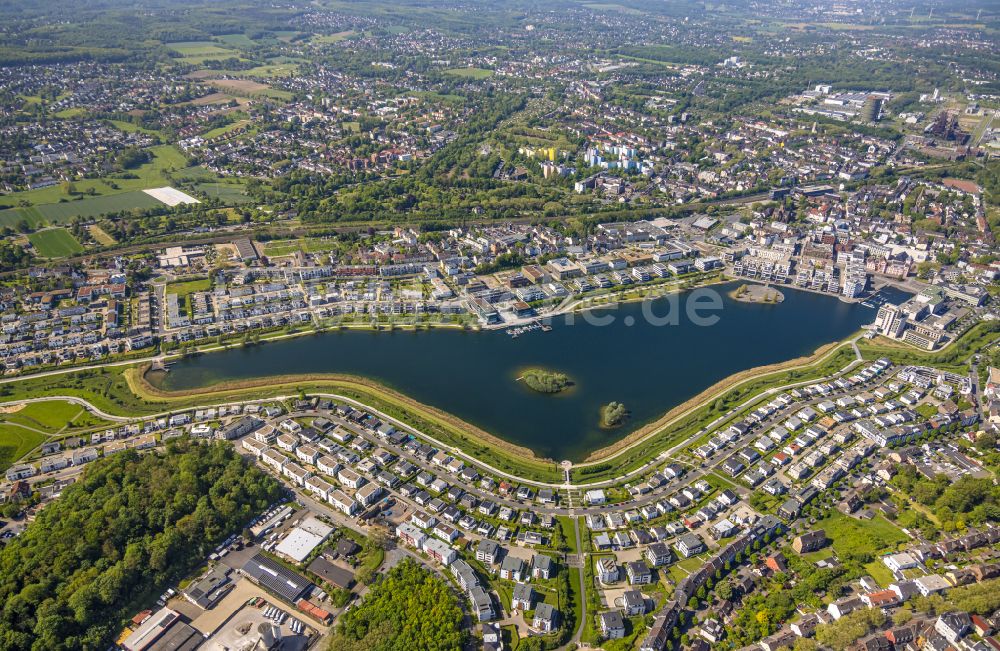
[443,67,494,79]
[0,145,227,226]
[165,41,242,64]
[87,224,116,245]
[27,227,84,257]
[208,78,271,94]
[189,92,238,106]
[313,31,356,43]
[0,192,163,227]
[215,33,257,47]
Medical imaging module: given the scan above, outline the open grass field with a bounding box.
[54,107,87,119]
[0,400,97,433]
[173,165,222,182]
[241,62,301,79]
[1,144,187,205]
[165,41,243,65]
[408,90,464,104]
[0,425,46,472]
[202,119,251,139]
[215,33,257,47]
[313,31,356,44]
[262,238,335,256]
[166,41,235,57]
[167,277,212,299]
[443,67,494,79]
[581,2,646,14]
[815,511,909,558]
[864,560,896,588]
[28,227,84,257]
[194,182,252,203]
[189,92,237,106]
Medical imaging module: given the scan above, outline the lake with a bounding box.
[152,282,903,461]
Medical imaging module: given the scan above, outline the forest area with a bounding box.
[0,440,283,650]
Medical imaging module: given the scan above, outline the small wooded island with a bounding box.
[520,368,574,394]
[600,401,629,428]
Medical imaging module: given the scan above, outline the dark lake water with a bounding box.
[152,282,906,461]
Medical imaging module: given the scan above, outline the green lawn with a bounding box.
[0,425,47,471]
[0,400,98,433]
[815,512,909,557]
[864,560,895,588]
[28,228,84,257]
[915,403,939,419]
[194,182,252,203]
[167,278,212,299]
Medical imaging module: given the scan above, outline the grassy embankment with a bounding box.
[569,340,860,483]
[0,364,565,483]
[573,319,1000,483]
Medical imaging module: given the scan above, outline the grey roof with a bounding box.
[501,555,525,572]
[600,610,625,629]
[512,582,534,602]
[533,554,554,571]
[534,602,557,621]
[146,622,202,651]
[183,567,232,608]
[242,553,312,603]
[307,556,355,589]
